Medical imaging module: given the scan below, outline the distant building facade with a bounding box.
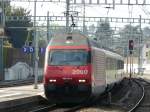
[143,39,150,64]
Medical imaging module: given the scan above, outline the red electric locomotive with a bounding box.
[43,32,124,103]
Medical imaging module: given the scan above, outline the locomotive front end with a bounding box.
[43,33,92,103]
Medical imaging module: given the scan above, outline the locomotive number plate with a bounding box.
[72,70,88,75]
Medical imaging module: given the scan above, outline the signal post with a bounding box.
[129,40,134,78]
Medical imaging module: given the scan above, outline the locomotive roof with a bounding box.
[48,33,123,60]
[49,33,89,46]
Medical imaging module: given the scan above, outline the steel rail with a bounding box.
[0,78,36,88]
[64,83,122,112]
[29,104,56,112]
[128,79,145,112]
[64,103,89,112]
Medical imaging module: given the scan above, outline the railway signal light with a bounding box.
[129,40,134,50]
[129,40,134,54]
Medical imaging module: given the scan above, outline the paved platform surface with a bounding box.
[0,84,45,109]
[138,74,150,81]
[0,84,44,102]
[126,73,150,80]
[139,74,150,79]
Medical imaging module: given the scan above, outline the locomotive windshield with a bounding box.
[48,50,89,66]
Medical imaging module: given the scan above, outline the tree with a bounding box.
[89,24,96,34]
[88,24,96,39]
[5,6,33,48]
[143,27,150,40]
[0,1,10,7]
[119,24,140,40]
[119,24,141,56]
[95,21,113,48]
[83,25,88,35]
[0,1,10,25]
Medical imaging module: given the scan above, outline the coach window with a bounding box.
[106,58,110,70]
[146,52,148,57]
[110,58,113,70]
[110,58,112,70]
[117,60,119,69]
[121,61,124,69]
[106,58,109,69]
[117,60,120,69]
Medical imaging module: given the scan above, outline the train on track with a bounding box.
[43,32,125,103]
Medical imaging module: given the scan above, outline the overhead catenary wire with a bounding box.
[4,0,150,5]
[140,5,150,18]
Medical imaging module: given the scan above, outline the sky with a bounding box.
[10,1,150,17]
[10,1,150,29]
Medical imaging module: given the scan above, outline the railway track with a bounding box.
[129,78,150,112]
[29,104,57,112]
[30,79,129,112]
[29,97,95,112]
[114,78,150,112]
[75,78,147,112]
[0,78,42,88]
[28,78,137,112]
[29,103,88,112]
[3,78,150,112]
[108,78,145,112]
[127,78,145,112]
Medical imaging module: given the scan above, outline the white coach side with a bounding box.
[91,47,124,96]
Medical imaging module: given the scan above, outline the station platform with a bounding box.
[138,73,150,81]
[0,84,44,110]
[127,73,150,81]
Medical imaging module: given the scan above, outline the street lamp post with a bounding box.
[138,15,143,75]
[47,11,50,43]
[0,0,5,81]
[66,0,70,33]
[34,0,39,89]
[0,37,3,80]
